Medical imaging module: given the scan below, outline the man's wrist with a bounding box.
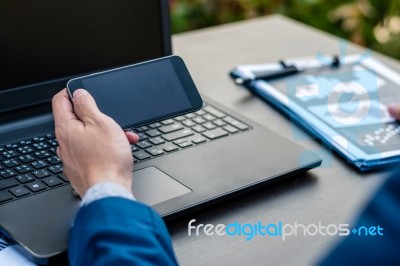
[81,182,135,207]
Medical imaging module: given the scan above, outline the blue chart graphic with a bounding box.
[284,48,389,167]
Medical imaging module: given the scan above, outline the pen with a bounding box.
[232,64,301,85]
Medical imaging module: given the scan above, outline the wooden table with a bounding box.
[168,14,397,266]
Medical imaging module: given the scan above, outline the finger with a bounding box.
[72,89,101,125]
[125,131,140,144]
[52,89,78,126]
[388,105,400,120]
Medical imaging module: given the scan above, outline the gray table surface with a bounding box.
[167,14,398,266]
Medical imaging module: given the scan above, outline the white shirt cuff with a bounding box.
[80,182,135,207]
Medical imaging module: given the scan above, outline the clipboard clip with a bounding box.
[231,55,340,85]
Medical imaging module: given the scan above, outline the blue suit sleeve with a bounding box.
[68,197,178,266]
[320,171,400,265]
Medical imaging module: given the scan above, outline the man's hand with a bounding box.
[52,89,139,197]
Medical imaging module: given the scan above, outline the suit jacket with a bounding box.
[320,170,400,265]
[69,197,178,266]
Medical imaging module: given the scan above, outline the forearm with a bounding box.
[69,197,178,266]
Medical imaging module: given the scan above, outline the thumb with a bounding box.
[125,131,140,144]
[72,89,101,124]
[388,105,400,120]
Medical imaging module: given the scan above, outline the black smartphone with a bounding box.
[66,55,203,128]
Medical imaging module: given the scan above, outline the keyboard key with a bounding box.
[191,136,207,144]
[17,146,34,155]
[6,143,18,150]
[16,174,35,184]
[145,147,165,156]
[204,106,225,118]
[32,169,51,179]
[133,151,151,160]
[160,143,179,152]
[58,174,69,183]
[149,122,162,128]
[18,154,36,164]
[0,169,16,179]
[47,139,58,147]
[185,113,196,119]
[223,117,249,130]
[2,150,18,159]
[31,160,48,169]
[174,116,186,122]
[223,125,239,134]
[33,142,49,151]
[176,140,193,148]
[136,126,149,132]
[9,186,30,197]
[159,123,184,134]
[173,138,189,145]
[33,137,46,142]
[193,117,206,124]
[161,119,174,125]
[213,119,227,127]
[192,125,206,133]
[19,140,33,146]
[149,137,165,145]
[46,133,56,139]
[35,151,51,159]
[135,132,148,141]
[0,191,13,203]
[131,145,139,152]
[203,114,216,121]
[46,156,61,165]
[203,128,229,140]
[162,129,194,141]
[196,109,206,116]
[26,182,47,192]
[182,120,196,127]
[42,176,63,187]
[203,122,216,130]
[2,159,20,168]
[146,129,161,138]
[136,141,152,149]
[234,122,248,131]
[14,165,32,174]
[48,165,63,174]
[0,179,19,190]
[49,148,57,155]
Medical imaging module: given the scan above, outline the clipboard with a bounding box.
[230,54,400,171]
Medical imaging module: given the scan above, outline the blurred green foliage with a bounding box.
[170,0,400,60]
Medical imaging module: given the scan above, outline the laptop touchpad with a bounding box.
[132,166,191,206]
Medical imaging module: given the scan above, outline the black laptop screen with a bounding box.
[0,0,171,112]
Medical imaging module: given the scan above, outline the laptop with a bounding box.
[0,0,322,263]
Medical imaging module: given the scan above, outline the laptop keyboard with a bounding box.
[0,104,250,204]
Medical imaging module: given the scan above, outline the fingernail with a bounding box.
[73,89,89,99]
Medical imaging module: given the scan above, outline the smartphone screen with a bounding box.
[67,56,203,128]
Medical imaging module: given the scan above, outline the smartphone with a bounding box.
[66,55,203,128]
